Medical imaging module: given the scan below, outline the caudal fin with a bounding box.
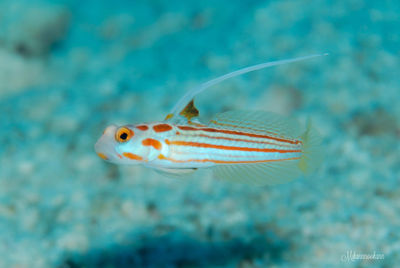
[298,119,323,174]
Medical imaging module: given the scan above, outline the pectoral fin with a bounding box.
[152,167,197,179]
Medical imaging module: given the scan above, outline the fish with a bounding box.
[95,54,325,186]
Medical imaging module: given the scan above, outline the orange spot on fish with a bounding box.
[164,113,174,120]
[158,154,167,160]
[97,152,108,160]
[122,152,143,160]
[142,138,162,150]
[153,124,172,132]
[136,125,149,131]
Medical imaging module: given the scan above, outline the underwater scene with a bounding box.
[0,0,399,267]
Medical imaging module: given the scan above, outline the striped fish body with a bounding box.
[151,123,303,169]
[95,110,321,185]
[144,110,322,185]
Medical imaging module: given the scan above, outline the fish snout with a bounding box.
[95,124,118,162]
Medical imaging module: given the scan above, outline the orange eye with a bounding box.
[115,127,134,143]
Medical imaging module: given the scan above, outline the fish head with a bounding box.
[95,124,150,164]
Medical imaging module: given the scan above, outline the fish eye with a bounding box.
[115,127,134,143]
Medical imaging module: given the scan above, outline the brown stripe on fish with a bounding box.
[123,152,143,160]
[165,140,301,153]
[142,138,162,150]
[136,125,149,131]
[153,124,173,132]
[157,154,301,164]
[97,152,108,160]
[209,119,282,137]
[177,125,301,145]
[194,133,295,148]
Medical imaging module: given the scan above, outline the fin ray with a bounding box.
[298,119,323,174]
[212,118,323,186]
[169,54,327,119]
[213,159,302,186]
[209,110,302,139]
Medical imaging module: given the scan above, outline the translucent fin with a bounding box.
[209,110,302,139]
[298,119,323,174]
[213,160,302,186]
[212,116,323,186]
[168,54,328,120]
[152,167,197,179]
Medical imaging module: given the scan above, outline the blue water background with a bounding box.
[0,0,399,267]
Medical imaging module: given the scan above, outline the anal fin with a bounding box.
[213,160,302,186]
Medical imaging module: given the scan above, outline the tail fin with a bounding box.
[298,119,323,174]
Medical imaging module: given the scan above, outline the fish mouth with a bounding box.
[94,125,121,164]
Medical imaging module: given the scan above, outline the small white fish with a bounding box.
[95,54,325,185]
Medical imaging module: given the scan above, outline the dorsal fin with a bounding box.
[165,99,200,123]
[166,54,327,122]
[179,99,199,121]
[209,110,302,139]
